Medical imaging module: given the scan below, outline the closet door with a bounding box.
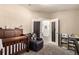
[33,21,40,37]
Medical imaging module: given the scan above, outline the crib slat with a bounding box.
[23,40,25,50]
[18,43,20,52]
[23,43,24,49]
[0,50,1,55]
[15,43,17,54]
[12,45,14,55]
[8,45,11,55]
[5,46,7,55]
[21,42,22,50]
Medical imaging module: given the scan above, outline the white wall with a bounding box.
[52,10,79,35]
[0,5,51,34]
[0,5,34,34]
[0,5,52,34]
[31,11,52,19]
[1,5,79,44]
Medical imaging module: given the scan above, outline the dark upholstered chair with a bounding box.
[27,33,43,51]
[29,37,43,51]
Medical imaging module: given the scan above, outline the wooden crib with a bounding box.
[0,37,29,55]
[0,28,29,55]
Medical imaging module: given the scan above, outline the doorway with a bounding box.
[52,22,55,42]
[33,21,40,37]
[51,18,60,46]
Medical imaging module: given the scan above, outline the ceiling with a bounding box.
[22,4,79,13]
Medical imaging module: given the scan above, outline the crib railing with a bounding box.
[0,37,29,55]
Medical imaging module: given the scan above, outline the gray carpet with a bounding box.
[22,43,74,55]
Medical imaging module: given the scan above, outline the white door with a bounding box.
[40,20,51,44]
